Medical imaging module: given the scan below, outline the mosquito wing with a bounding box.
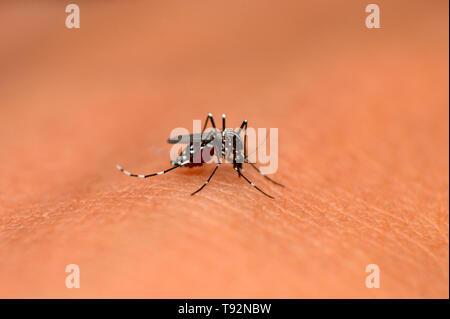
[167,133,214,145]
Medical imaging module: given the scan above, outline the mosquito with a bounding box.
[116,113,284,198]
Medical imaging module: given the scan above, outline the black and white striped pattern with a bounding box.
[116,164,179,178]
[246,160,284,187]
[235,167,274,199]
[191,163,221,196]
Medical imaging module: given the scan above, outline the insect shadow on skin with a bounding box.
[117,114,284,199]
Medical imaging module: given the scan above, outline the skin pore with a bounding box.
[0,0,448,298]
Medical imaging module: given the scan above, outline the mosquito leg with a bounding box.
[244,124,247,160]
[245,160,284,187]
[222,114,226,131]
[202,113,217,134]
[232,134,240,176]
[116,164,180,178]
[191,163,221,196]
[236,120,248,159]
[236,167,274,199]
[198,113,219,160]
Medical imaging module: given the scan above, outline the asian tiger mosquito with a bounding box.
[116,113,284,199]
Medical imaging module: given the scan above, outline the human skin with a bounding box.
[0,0,448,298]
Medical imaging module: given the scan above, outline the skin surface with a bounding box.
[0,0,448,298]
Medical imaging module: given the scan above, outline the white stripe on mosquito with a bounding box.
[138,175,145,178]
[157,171,164,175]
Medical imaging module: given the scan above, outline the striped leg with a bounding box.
[116,164,180,178]
[236,120,248,159]
[191,163,221,196]
[222,114,226,131]
[232,134,239,173]
[197,113,219,163]
[236,167,274,199]
[202,113,217,134]
[245,160,284,187]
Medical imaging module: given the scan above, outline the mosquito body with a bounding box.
[117,114,283,198]
[169,127,244,168]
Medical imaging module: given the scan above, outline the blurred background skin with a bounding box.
[0,0,448,298]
